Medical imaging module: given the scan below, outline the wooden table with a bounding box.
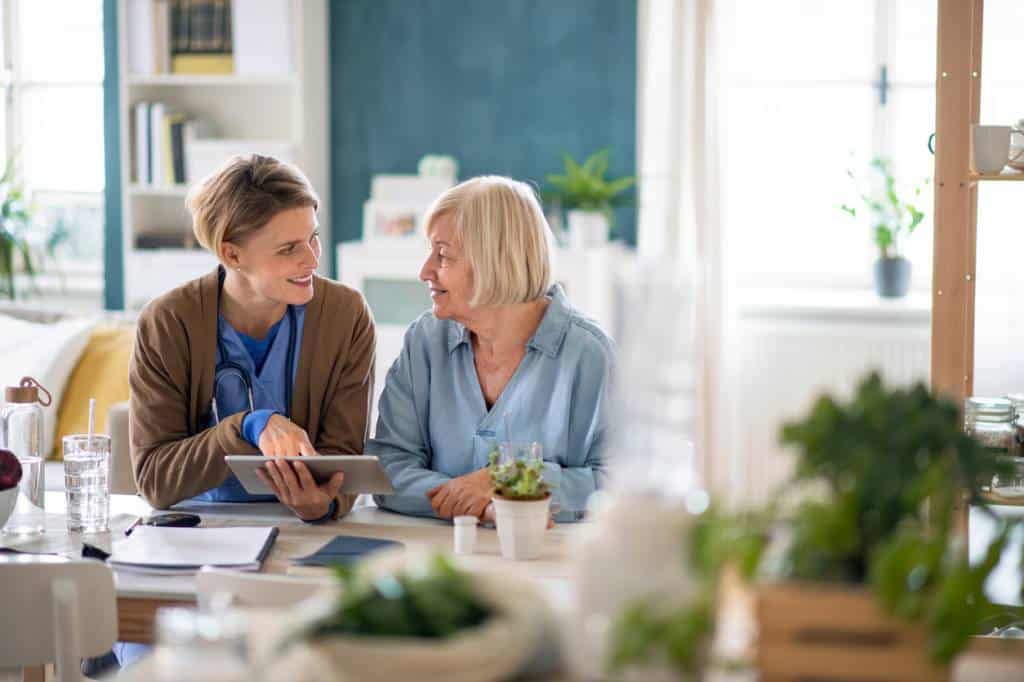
[2,492,580,646]
[5,493,1024,681]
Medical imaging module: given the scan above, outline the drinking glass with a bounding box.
[63,434,111,533]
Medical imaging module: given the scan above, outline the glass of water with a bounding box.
[63,434,111,533]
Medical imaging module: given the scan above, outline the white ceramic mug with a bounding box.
[972,124,1012,173]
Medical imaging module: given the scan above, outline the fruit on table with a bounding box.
[0,449,22,492]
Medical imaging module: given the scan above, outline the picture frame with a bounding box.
[362,200,426,242]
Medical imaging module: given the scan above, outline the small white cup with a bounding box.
[453,515,478,555]
[972,124,1012,173]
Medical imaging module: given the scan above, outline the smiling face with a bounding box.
[419,212,475,320]
[220,205,321,306]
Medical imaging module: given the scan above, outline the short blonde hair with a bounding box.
[186,154,319,257]
[424,176,554,307]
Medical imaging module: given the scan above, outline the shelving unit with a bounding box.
[114,0,329,309]
[933,2,1024,660]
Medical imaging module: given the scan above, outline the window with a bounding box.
[7,0,105,290]
[719,0,938,292]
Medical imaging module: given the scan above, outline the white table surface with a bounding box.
[1,492,580,603]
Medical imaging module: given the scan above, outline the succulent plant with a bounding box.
[299,554,493,640]
[0,449,22,492]
[488,448,550,500]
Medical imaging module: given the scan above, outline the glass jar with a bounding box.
[965,397,1017,455]
[1006,393,1024,449]
[1,377,50,535]
[966,397,1024,497]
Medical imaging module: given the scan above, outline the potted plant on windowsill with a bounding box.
[489,445,551,561]
[756,372,1018,680]
[545,148,635,249]
[841,157,928,298]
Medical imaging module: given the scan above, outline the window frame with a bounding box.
[4,0,105,289]
[722,0,938,296]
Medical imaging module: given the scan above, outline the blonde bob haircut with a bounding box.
[186,154,319,258]
[424,176,554,307]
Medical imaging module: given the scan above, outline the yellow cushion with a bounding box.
[52,325,133,460]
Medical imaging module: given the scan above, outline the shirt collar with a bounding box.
[446,284,571,359]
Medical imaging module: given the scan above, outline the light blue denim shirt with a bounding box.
[369,285,613,522]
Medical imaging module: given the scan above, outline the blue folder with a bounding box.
[291,535,402,567]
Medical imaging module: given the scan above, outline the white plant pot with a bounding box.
[0,487,15,529]
[567,210,610,249]
[493,495,551,561]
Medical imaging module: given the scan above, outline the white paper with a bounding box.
[109,526,276,574]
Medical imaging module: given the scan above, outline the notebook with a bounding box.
[291,535,402,567]
[108,526,279,575]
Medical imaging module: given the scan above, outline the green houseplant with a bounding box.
[282,553,543,682]
[545,148,635,247]
[841,157,928,298]
[488,445,551,560]
[0,153,37,299]
[762,372,1017,677]
[609,372,1018,679]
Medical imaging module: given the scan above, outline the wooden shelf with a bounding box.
[969,169,1024,182]
[980,490,1024,507]
[126,74,296,87]
[128,184,188,198]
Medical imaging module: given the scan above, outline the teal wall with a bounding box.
[102,0,123,309]
[103,1,638,298]
[328,0,638,268]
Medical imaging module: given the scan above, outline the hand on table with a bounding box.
[426,468,493,519]
[256,460,344,521]
[257,414,317,458]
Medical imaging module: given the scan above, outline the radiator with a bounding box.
[722,295,931,506]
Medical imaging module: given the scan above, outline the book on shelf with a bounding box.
[172,0,234,75]
[126,0,172,75]
[127,1,292,78]
[132,101,210,186]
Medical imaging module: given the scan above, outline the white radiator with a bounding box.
[720,292,931,507]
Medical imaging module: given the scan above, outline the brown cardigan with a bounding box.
[129,268,375,514]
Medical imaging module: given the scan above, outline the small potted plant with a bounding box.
[489,445,551,561]
[755,372,1017,680]
[0,449,22,528]
[841,157,928,298]
[545,148,635,249]
[281,553,547,682]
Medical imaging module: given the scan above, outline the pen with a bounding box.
[124,517,143,536]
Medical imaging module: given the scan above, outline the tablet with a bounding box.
[224,455,394,496]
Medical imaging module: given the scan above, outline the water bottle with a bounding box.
[1,377,51,535]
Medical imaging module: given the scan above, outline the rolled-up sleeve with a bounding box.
[368,324,450,517]
[546,331,614,522]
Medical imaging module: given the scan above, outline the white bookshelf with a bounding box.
[116,0,330,309]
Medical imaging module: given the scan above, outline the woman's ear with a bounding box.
[220,241,242,270]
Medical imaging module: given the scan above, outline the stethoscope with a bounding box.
[210,300,299,424]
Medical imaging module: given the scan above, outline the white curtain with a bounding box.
[636,0,735,501]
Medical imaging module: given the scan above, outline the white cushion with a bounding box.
[0,313,97,457]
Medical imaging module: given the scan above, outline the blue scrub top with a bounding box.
[192,305,306,503]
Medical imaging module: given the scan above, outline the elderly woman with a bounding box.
[368,176,613,523]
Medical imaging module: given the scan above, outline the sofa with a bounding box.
[0,302,137,495]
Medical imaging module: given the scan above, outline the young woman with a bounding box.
[129,154,375,522]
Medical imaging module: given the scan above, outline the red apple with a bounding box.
[0,449,22,492]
